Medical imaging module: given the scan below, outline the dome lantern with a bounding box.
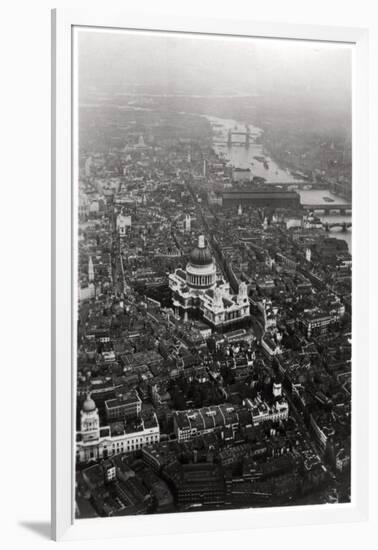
[82,393,96,413]
[189,235,213,267]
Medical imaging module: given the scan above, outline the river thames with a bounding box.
[206,114,352,252]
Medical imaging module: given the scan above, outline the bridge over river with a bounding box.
[302,202,352,214]
[227,127,252,146]
[323,221,352,232]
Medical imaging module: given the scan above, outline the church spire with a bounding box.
[88,256,94,283]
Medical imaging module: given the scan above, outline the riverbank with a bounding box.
[204,113,352,252]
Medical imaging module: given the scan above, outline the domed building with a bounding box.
[169,235,250,331]
[76,393,160,464]
[186,235,217,289]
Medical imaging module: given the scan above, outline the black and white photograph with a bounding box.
[75,27,353,519]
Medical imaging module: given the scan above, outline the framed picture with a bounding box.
[52,8,370,541]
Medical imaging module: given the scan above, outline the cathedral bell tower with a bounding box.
[238,281,248,304]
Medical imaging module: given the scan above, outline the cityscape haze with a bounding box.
[75,28,352,519]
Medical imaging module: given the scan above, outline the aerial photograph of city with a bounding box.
[75,28,352,519]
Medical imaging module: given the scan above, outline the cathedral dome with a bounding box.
[82,394,96,413]
[189,235,213,267]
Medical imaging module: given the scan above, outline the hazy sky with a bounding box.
[77,28,352,111]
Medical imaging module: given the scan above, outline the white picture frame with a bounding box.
[51,8,370,541]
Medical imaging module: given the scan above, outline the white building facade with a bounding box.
[243,395,289,425]
[169,235,250,331]
[76,394,160,463]
[116,213,132,237]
